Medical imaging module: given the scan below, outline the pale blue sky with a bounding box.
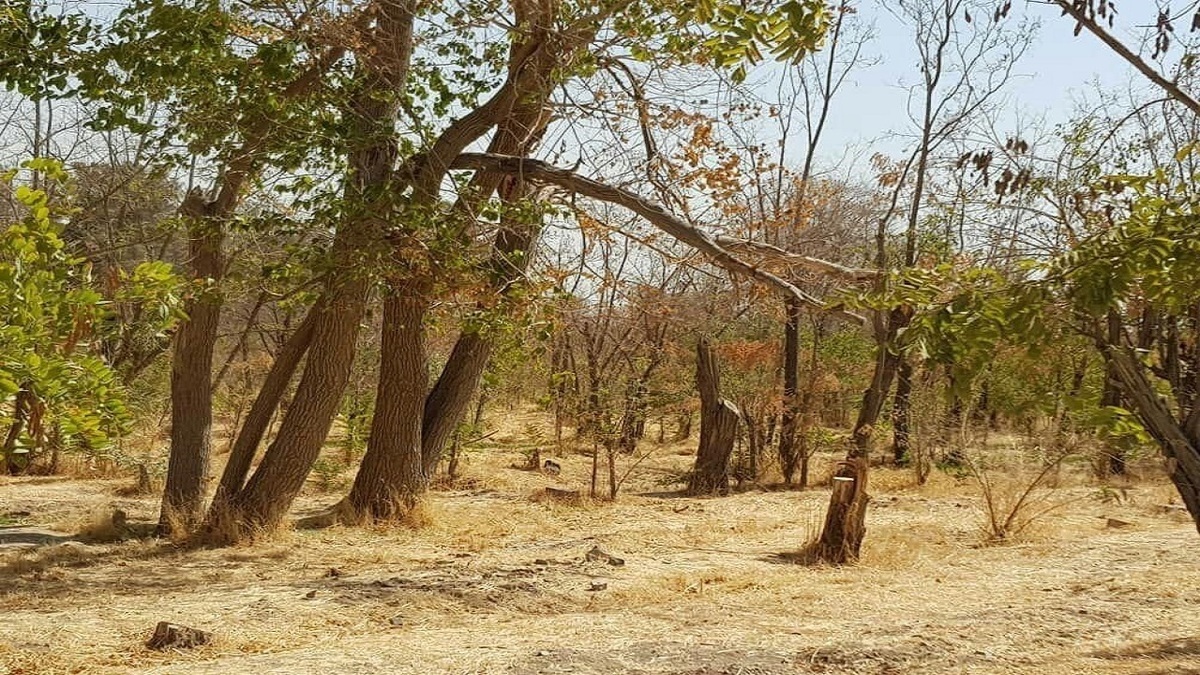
[761,0,1173,175]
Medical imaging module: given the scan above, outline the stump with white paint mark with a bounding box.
[810,458,869,564]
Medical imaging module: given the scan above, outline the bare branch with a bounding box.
[449,153,866,325]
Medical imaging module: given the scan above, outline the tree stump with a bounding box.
[810,458,869,564]
[146,622,212,650]
[687,338,739,496]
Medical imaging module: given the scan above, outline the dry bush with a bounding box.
[967,447,1075,544]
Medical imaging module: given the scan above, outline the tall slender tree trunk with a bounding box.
[346,292,429,520]
[777,298,801,483]
[160,203,223,533]
[892,359,913,465]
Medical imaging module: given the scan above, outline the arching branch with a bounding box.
[449,153,865,324]
[712,235,880,283]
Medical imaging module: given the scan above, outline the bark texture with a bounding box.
[687,338,739,496]
[810,457,869,564]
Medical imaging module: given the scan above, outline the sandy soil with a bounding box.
[2,423,1199,675]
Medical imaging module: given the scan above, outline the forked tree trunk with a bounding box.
[346,292,429,520]
[777,298,801,483]
[221,1,416,536]
[810,457,869,564]
[230,276,371,532]
[850,307,910,458]
[209,304,317,513]
[687,338,739,496]
[160,204,223,533]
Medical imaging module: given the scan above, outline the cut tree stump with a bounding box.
[687,337,739,496]
[809,458,870,564]
[146,622,212,650]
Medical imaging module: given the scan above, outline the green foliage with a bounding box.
[0,160,181,459]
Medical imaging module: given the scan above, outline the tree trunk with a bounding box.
[892,359,913,465]
[160,205,223,533]
[209,303,317,514]
[810,457,869,564]
[346,292,429,521]
[778,298,801,483]
[850,307,910,458]
[221,1,416,536]
[687,338,739,496]
[1100,364,1126,475]
[1102,343,1200,532]
[3,388,31,475]
[229,276,371,532]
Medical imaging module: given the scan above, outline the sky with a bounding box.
[758,0,1173,177]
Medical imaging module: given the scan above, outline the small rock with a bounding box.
[534,558,549,566]
[535,650,552,657]
[324,567,342,578]
[1105,517,1133,529]
[588,580,608,591]
[389,615,405,627]
[304,590,318,599]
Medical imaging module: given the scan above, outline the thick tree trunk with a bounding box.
[230,277,371,532]
[892,359,913,465]
[687,338,739,496]
[221,0,416,536]
[160,208,223,533]
[346,293,429,521]
[778,298,801,483]
[809,458,869,564]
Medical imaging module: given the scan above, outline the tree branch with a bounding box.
[450,153,865,324]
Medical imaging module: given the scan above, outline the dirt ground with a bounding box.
[2,413,1200,675]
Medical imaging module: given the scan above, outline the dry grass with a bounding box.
[1,406,1199,674]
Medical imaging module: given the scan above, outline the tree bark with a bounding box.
[1102,342,1200,532]
[346,292,429,521]
[209,302,317,512]
[778,298,801,483]
[810,457,869,564]
[160,200,223,533]
[687,338,739,495]
[850,307,910,458]
[223,0,416,535]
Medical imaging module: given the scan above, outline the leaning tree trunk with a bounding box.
[221,1,416,536]
[209,303,317,514]
[346,292,429,521]
[809,457,870,564]
[160,204,223,533]
[1101,344,1200,532]
[687,338,739,496]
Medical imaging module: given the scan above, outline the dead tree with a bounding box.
[687,338,739,496]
